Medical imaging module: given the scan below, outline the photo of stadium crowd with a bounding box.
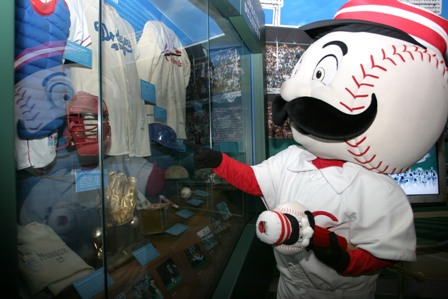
[265,26,311,139]
[266,43,304,94]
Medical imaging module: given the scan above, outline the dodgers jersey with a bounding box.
[70,0,150,157]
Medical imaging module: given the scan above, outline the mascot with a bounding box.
[185,0,448,298]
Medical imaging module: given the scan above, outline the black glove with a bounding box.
[304,210,350,273]
[183,140,223,169]
[312,232,350,273]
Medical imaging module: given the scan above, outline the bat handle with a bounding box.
[159,195,179,209]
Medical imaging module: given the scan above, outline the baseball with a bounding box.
[180,187,192,199]
[256,202,313,255]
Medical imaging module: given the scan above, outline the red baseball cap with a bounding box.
[301,0,448,59]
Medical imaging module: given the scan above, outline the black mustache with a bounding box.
[272,95,377,140]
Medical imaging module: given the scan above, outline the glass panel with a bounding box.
[14,0,260,298]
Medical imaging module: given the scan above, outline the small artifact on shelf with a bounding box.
[180,187,192,199]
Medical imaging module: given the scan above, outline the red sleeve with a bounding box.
[313,225,395,275]
[213,153,262,196]
[343,248,396,275]
[313,225,348,250]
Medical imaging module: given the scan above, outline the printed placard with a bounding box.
[185,198,204,207]
[165,223,188,236]
[64,40,93,68]
[154,106,167,122]
[176,209,194,219]
[75,168,108,192]
[140,80,156,104]
[132,243,160,266]
[73,268,114,299]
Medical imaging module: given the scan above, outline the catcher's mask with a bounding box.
[62,91,111,165]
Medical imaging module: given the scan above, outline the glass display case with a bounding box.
[4,0,265,298]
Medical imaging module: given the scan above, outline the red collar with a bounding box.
[312,158,345,169]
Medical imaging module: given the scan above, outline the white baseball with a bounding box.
[256,201,313,255]
[180,187,192,199]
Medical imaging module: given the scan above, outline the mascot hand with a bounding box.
[256,202,314,255]
[304,211,351,273]
[312,232,350,273]
[183,140,223,169]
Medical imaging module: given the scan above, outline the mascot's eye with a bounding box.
[314,68,324,79]
[312,55,338,85]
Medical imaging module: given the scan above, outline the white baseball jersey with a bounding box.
[15,132,58,170]
[15,0,90,171]
[136,21,191,139]
[252,145,416,298]
[70,0,150,157]
[65,0,91,47]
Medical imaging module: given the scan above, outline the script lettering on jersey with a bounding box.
[161,43,182,67]
[94,21,133,56]
[36,248,69,263]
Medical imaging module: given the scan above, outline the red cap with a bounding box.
[334,0,448,58]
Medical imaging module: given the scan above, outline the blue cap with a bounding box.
[149,123,179,149]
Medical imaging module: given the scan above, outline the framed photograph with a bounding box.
[216,201,231,220]
[184,243,206,270]
[129,273,163,299]
[196,226,218,251]
[156,258,182,293]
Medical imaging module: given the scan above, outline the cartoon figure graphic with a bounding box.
[185,1,448,298]
[14,0,72,173]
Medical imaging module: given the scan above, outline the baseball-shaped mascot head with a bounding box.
[274,0,448,174]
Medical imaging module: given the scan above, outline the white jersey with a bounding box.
[70,0,150,157]
[15,132,58,170]
[136,21,191,139]
[15,0,90,171]
[65,0,91,47]
[251,145,416,298]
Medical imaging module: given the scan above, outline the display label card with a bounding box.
[73,268,114,299]
[75,168,108,192]
[140,80,156,104]
[132,243,160,266]
[165,223,188,236]
[176,209,194,219]
[192,189,209,197]
[154,106,167,122]
[64,40,92,68]
[186,198,204,207]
